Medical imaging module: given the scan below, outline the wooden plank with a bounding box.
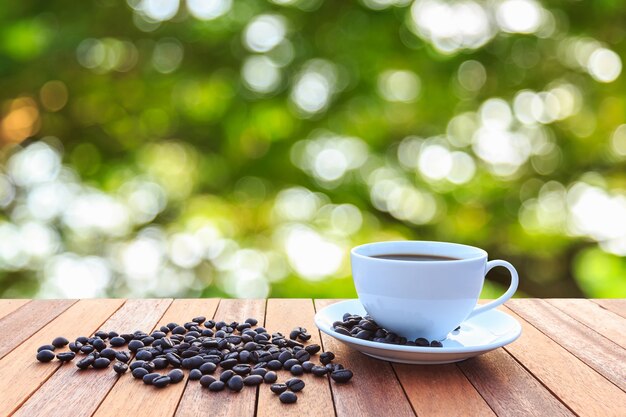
[547,299,626,349]
[0,299,124,417]
[508,298,626,391]
[314,299,415,417]
[13,299,173,417]
[591,299,626,320]
[501,305,626,416]
[0,299,30,320]
[458,349,574,417]
[175,299,266,417]
[257,299,335,417]
[0,299,76,359]
[394,363,496,417]
[95,299,221,417]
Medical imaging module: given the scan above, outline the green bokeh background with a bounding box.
[1,0,625,299]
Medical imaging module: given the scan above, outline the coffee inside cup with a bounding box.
[371,254,460,262]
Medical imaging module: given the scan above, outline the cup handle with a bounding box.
[466,260,519,320]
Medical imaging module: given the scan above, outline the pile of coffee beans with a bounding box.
[35,315,353,405]
[333,312,456,347]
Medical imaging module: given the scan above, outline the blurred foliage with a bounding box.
[0,0,625,299]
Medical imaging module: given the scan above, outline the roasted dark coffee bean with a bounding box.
[356,330,373,340]
[182,355,204,369]
[76,356,95,369]
[128,340,144,352]
[278,351,292,363]
[132,367,149,379]
[80,345,94,354]
[285,378,305,392]
[92,339,107,351]
[415,337,429,347]
[267,360,282,370]
[270,383,288,394]
[334,327,351,336]
[189,369,202,380]
[283,358,299,370]
[172,326,186,335]
[251,368,267,377]
[204,320,216,329]
[430,340,443,348]
[200,375,216,387]
[243,374,263,386]
[153,375,171,388]
[130,361,146,370]
[141,361,155,372]
[324,363,334,372]
[153,357,169,370]
[311,365,328,376]
[245,318,258,326]
[209,380,225,391]
[359,320,378,331]
[38,344,56,352]
[220,370,235,382]
[227,375,244,391]
[167,369,184,383]
[143,373,160,385]
[99,348,117,360]
[94,331,108,340]
[301,361,315,372]
[331,369,353,383]
[199,362,217,374]
[93,358,111,369]
[233,364,251,376]
[113,361,128,374]
[320,352,335,365]
[52,337,69,348]
[56,352,76,362]
[76,336,89,344]
[36,350,55,362]
[289,330,300,340]
[264,371,278,383]
[279,391,297,404]
[68,342,82,352]
[220,358,237,369]
[290,364,304,376]
[166,353,182,368]
[297,332,311,342]
[192,316,206,324]
[295,350,310,362]
[304,344,321,355]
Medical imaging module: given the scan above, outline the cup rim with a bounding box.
[351,240,487,264]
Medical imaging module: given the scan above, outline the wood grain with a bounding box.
[0,299,30,320]
[175,299,266,417]
[314,299,415,417]
[0,299,76,359]
[592,299,626,319]
[501,305,626,416]
[458,349,574,417]
[257,299,335,417]
[13,299,173,417]
[507,298,626,391]
[547,298,626,349]
[394,363,496,417]
[0,299,124,417]
[93,299,220,417]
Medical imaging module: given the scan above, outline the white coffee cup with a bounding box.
[351,241,519,341]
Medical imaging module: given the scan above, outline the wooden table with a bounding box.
[0,299,624,417]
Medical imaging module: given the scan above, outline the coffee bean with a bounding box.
[152,357,169,370]
[93,358,111,369]
[80,345,94,354]
[52,337,69,348]
[37,344,56,353]
[200,375,216,387]
[331,369,353,383]
[295,350,310,362]
[36,350,55,362]
[227,375,244,391]
[132,367,149,379]
[264,371,278,383]
[199,362,217,374]
[153,375,171,388]
[290,364,304,376]
[136,350,153,361]
[113,361,128,374]
[243,375,263,386]
[141,361,155,372]
[143,373,160,385]
[279,391,297,404]
[334,327,351,336]
[304,344,321,355]
[95,331,108,340]
[56,352,76,362]
[189,369,202,380]
[220,358,237,369]
[270,383,288,394]
[76,356,95,369]
[266,360,282,370]
[415,337,429,347]
[166,368,183,383]
[128,340,144,352]
[301,361,315,372]
[92,338,107,351]
[277,351,292,363]
[283,358,299,370]
[285,378,305,392]
[220,370,235,382]
[233,364,251,376]
[251,368,267,377]
[209,380,225,391]
[182,355,204,369]
[99,348,117,360]
[430,340,443,348]
[166,352,182,368]
[245,318,258,326]
[68,342,82,352]
[311,365,328,376]
[356,330,373,340]
[192,316,206,324]
[320,352,335,365]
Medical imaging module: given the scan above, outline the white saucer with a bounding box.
[314,299,522,364]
